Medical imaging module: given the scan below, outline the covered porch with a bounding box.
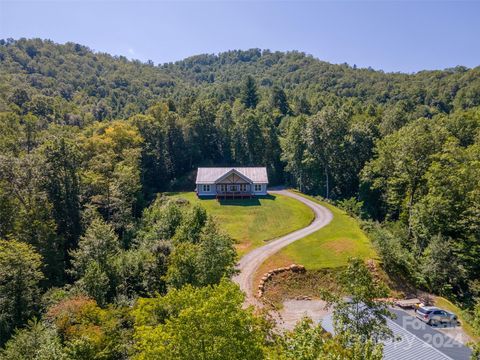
[215,183,253,200]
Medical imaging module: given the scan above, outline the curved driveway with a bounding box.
[232,190,333,305]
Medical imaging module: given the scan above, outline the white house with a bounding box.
[195,167,268,199]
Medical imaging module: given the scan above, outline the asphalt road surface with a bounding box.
[388,308,472,360]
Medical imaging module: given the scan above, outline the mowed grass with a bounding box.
[261,192,376,271]
[166,192,314,256]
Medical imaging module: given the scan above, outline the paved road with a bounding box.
[388,308,472,360]
[232,190,333,305]
[321,309,472,360]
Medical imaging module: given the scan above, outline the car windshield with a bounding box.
[417,308,432,315]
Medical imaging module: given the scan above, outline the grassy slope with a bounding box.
[167,192,314,256]
[278,193,376,270]
[254,192,376,305]
[434,297,480,343]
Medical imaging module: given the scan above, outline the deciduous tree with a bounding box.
[0,240,43,345]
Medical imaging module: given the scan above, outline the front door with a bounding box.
[230,185,238,192]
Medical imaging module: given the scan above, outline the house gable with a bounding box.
[214,169,253,184]
[195,167,268,185]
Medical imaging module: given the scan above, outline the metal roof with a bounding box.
[382,317,454,360]
[195,167,268,184]
[321,309,472,360]
[389,309,472,360]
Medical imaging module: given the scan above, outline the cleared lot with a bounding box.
[168,191,314,255]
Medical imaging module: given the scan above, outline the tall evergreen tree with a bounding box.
[240,76,259,109]
[270,85,289,116]
[41,137,82,274]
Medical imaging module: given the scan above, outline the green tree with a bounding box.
[0,112,23,156]
[8,88,30,109]
[132,104,187,196]
[292,94,311,115]
[0,240,44,345]
[22,114,41,154]
[473,301,480,335]
[276,317,383,360]
[421,235,467,297]
[114,245,170,300]
[231,110,264,165]
[136,197,183,246]
[0,154,63,284]
[366,223,418,285]
[195,218,237,285]
[0,320,66,360]
[260,113,283,184]
[166,206,236,288]
[443,107,480,147]
[281,116,309,191]
[133,280,266,360]
[80,262,110,307]
[240,76,259,109]
[69,218,120,304]
[183,100,219,167]
[165,242,199,289]
[80,121,143,238]
[270,85,289,116]
[328,258,393,343]
[45,296,131,359]
[362,118,450,229]
[410,142,480,244]
[378,100,411,136]
[173,204,208,244]
[215,103,234,163]
[41,137,82,273]
[304,106,350,198]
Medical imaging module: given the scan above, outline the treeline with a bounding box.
[359,109,480,302]
[0,38,480,356]
[1,241,392,359]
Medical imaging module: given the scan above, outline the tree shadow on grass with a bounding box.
[218,198,261,206]
[257,194,276,201]
[217,194,277,206]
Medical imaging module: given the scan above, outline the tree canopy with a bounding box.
[1,38,480,356]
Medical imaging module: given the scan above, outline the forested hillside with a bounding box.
[0,38,479,358]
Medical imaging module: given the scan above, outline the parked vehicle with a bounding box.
[415,306,458,326]
[395,298,422,309]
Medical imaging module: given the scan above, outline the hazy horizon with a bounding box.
[4,37,479,75]
[1,1,479,73]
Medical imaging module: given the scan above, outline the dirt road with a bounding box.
[232,190,333,305]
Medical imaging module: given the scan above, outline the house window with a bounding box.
[203,184,210,192]
[219,184,226,192]
[230,185,238,192]
[254,184,262,192]
[240,184,247,192]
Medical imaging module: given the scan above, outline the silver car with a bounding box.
[415,306,458,326]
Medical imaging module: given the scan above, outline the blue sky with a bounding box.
[1,1,479,73]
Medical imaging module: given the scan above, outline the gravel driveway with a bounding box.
[232,190,333,306]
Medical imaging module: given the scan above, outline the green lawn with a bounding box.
[434,296,480,342]
[166,192,314,255]
[277,192,376,270]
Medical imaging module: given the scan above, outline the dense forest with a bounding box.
[0,38,479,359]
